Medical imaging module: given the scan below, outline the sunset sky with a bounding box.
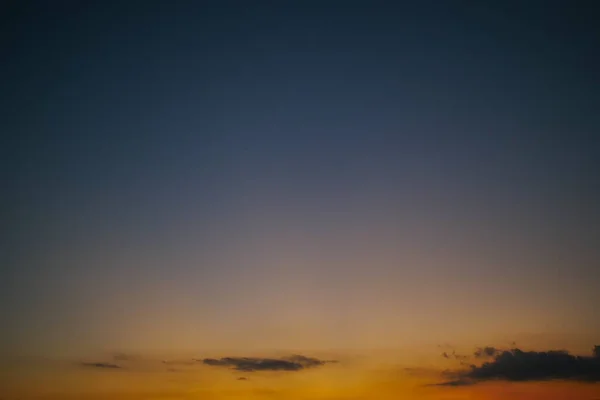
[2,1,599,399]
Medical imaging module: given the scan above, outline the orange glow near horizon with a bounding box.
[3,345,600,400]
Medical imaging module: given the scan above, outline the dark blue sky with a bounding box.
[2,1,599,355]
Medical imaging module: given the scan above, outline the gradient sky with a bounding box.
[2,1,600,399]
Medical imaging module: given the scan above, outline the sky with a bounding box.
[1,1,600,399]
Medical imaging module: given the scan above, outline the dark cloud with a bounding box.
[473,346,500,359]
[436,346,600,386]
[81,362,121,369]
[202,355,334,372]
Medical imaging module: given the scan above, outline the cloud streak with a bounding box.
[81,362,121,369]
[202,355,334,372]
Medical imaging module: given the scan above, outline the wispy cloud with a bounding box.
[441,350,469,361]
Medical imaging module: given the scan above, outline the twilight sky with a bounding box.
[1,1,600,399]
